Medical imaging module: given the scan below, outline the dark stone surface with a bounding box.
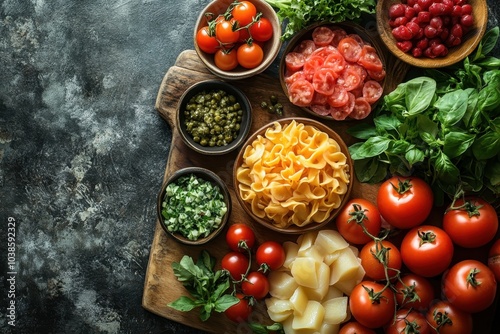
[0,1,498,333]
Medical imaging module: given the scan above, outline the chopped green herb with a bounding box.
[161,174,227,240]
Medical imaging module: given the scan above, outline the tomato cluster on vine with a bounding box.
[221,223,285,323]
[195,1,274,71]
[335,175,498,333]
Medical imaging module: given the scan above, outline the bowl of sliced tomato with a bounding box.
[279,22,387,120]
[194,0,282,80]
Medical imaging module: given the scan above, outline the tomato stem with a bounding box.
[417,230,436,246]
[432,309,453,333]
[391,178,413,195]
[466,267,482,288]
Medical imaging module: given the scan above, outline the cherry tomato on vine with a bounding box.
[385,309,430,334]
[231,1,257,27]
[349,281,395,329]
[221,251,249,280]
[249,17,273,42]
[196,26,219,54]
[394,273,435,311]
[339,321,376,334]
[237,42,263,69]
[377,176,433,229]
[224,293,252,322]
[426,301,473,334]
[226,223,255,252]
[214,48,239,71]
[443,197,498,248]
[256,241,285,273]
[215,19,239,44]
[336,198,381,245]
[488,238,500,281]
[359,240,402,281]
[241,271,270,300]
[442,259,497,313]
[401,225,454,277]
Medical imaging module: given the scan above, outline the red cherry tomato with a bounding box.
[377,176,433,229]
[337,37,362,62]
[312,67,338,95]
[196,26,219,54]
[442,259,497,313]
[256,241,285,272]
[312,26,335,46]
[386,309,430,334]
[349,281,395,328]
[249,17,273,42]
[215,19,239,44]
[362,80,383,104]
[237,42,263,69]
[214,48,238,71]
[284,52,305,72]
[401,225,454,277]
[350,97,372,120]
[241,271,270,300]
[360,240,402,281]
[358,45,383,71]
[426,301,473,334]
[443,197,498,248]
[224,293,252,322]
[339,321,376,334]
[395,273,435,311]
[488,238,500,281]
[226,223,255,252]
[337,68,362,91]
[231,1,257,27]
[287,79,315,107]
[221,252,249,280]
[335,198,382,245]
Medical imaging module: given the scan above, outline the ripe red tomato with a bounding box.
[442,197,498,248]
[336,199,382,245]
[337,37,362,62]
[339,321,376,334]
[256,241,285,272]
[442,259,497,313]
[196,26,219,54]
[214,48,238,71]
[224,293,252,322]
[358,45,383,71]
[385,309,430,334]
[426,301,473,334]
[395,273,435,311]
[400,225,454,277]
[231,1,257,27]
[488,238,500,281]
[249,17,273,42]
[221,252,249,280]
[226,223,255,252]
[359,240,402,281]
[287,79,315,107]
[215,19,240,44]
[241,271,270,300]
[236,42,263,69]
[377,176,433,229]
[349,281,395,329]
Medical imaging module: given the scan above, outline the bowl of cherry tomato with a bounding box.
[376,0,488,68]
[194,0,282,80]
[279,22,387,121]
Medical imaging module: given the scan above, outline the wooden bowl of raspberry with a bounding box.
[376,0,488,68]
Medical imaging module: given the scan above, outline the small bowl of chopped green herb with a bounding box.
[157,167,231,245]
[177,80,252,155]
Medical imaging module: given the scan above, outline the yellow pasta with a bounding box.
[236,120,350,228]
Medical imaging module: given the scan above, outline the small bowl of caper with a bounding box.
[176,80,252,155]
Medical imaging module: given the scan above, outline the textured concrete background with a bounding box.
[0,0,499,333]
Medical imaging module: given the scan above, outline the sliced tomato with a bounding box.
[310,104,333,116]
[337,37,362,62]
[311,92,329,105]
[350,97,372,120]
[303,55,324,81]
[312,67,338,95]
[323,51,346,73]
[358,45,384,72]
[330,92,355,120]
[348,33,365,46]
[309,45,337,60]
[367,68,386,81]
[346,63,368,82]
[362,80,383,104]
[284,70,306,86]
[330,28,348,47]
[294,39,317,58]
[327,86,349,107]
[337,68,362,91]
[288,79,315,107]
[285,52,306,72]
[312,26,334,46]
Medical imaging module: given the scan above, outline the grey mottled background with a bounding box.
[1,0,499,333]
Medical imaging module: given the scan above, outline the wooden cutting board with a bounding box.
[142,49,496,333]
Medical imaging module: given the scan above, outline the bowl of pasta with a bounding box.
[233,117,354,234]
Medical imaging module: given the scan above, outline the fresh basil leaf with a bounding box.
[214,294,239,313]
[416,114,439,138]
[477,83,500,112]
[353,158,387,183]
[248,322,285,334]
[350,136,391,159]
[479,26,499,57]
[433,151,460,184]
[419,131,437,146]
[374,114,402,133]
[347,123,377,139]
[168,296,198,312]
[485,161,500,186]
[463,88,479,127]
[405,77,436,115]
[406,147,426,166]
[477,57,500,69]
[212,277,230,300]
[472,131,500,160]
[389,139,411,154]
[434,89,468,126]
[200,304,212,322]
[443,132,475,159]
